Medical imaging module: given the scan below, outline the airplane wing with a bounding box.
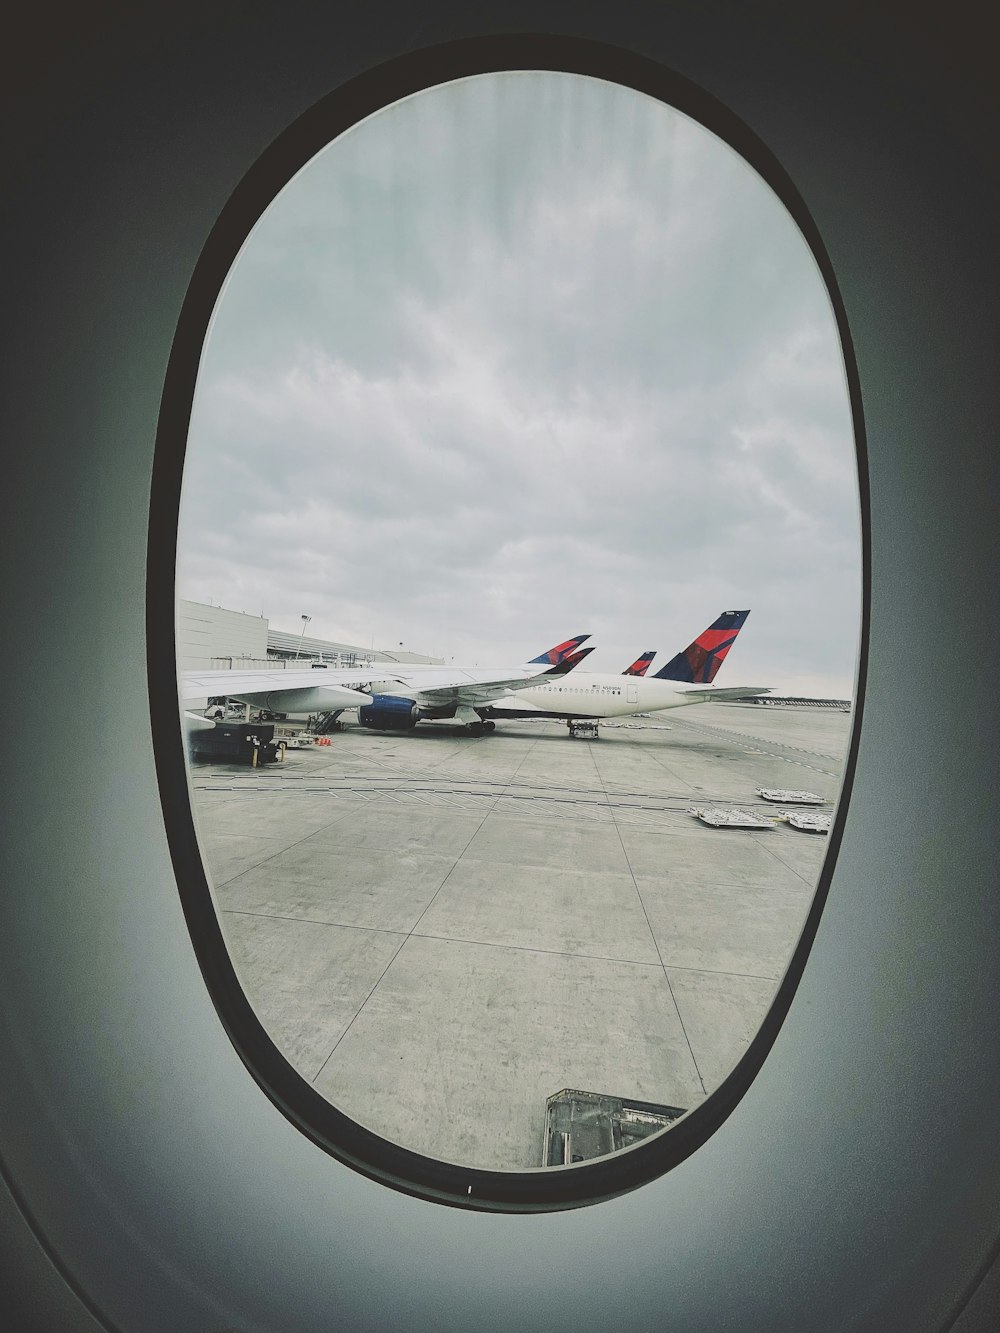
[384,648,597,710]
[181,648,595,715]
[182,711,217,732]
[406,672,563,710]
[183,667,372,697]
[182,667,377,714]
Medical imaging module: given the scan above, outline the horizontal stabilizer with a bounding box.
[684,685,771,701]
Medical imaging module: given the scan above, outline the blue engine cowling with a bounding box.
[357,694,419,730]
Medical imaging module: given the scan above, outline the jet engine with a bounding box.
[357,694,460,730]
[357,695,420,730]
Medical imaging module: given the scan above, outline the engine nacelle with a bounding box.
[357,694,420,730]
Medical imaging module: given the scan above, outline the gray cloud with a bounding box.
[178,72,861,695]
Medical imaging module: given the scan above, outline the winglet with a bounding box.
[652,610,750,683]
[528,634,591,666]
[544,645,596,676]
[622,651,655,677]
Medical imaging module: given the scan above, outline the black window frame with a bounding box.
[147,31,869,1214]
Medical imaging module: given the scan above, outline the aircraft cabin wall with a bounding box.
[1,4,997,1331]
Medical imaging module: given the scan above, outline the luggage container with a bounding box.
[189,720,280,765]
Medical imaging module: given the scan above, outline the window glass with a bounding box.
[177,71,860,1172]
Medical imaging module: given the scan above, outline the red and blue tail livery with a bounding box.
[652,610,750,684]
[528,634,591,666]
[545,645,595,676]
[622,651,655,677]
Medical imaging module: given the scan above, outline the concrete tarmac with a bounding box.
[188,703,850,1170]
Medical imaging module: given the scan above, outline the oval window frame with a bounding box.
[147,32,869,1213]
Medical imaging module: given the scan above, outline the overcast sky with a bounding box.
[177,72,861,697]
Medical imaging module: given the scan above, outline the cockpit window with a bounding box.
[169,62,861,1203]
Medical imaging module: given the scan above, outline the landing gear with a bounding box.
[467,720,496,736]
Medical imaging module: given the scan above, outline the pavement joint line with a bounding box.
[205,805,362,886]
[310,757,516,1081]
[222,911,782,983]
[754,836,832,888]
[311,932,414,1084]
[222,908,408,937]
[616,722,701,791]
[203,792,824,839]
[618,838,708,1095]
[660,961,781,983]
[669,715,842,771]
[589,736,709,1096]
[408,930,665,969]
[208,782,809,812]
[198,772,788,805]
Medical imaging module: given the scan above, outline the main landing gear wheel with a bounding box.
[467,720,495,736]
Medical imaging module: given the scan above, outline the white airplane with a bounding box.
[181,635,594,737]
[481,611,768,728]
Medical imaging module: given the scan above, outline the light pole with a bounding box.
[295,614,311,659]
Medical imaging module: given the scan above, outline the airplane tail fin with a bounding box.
[528,634,590,666]
[652,610,750,683]
[622,651,655,677]
[544,645,596,676]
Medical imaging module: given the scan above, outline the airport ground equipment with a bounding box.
[310,709,347,734]
[275,731,315,748]
[688,807,775,829]
[568,719,599,739]
[543,1090,686,1166]
[756,788,826,804]
[783,811,832,834]
[189,720,282,765]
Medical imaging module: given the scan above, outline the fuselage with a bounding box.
[484,672,722,720]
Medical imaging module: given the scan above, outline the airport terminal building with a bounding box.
[177,599,442,673]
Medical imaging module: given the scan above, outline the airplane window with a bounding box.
[173,67,860,1199]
